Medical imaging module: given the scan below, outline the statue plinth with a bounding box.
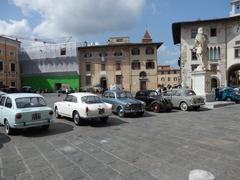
[191,70,214,102]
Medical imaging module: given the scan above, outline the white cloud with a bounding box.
[11,0,145,38]
[0,19,31,37]
[158,44,179,67]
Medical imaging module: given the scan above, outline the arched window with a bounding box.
[213,47,217,60]
[139,71,147,78]
[209,47,213,60]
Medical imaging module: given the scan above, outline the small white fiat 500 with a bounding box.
[0,93,54,135]
[54,93,112,125]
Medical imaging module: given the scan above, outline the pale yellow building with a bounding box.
[0,36,21,90]
[78,31,162,92]
[157,65,181,87]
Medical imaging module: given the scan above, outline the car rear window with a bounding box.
[15,97,46,108]
[81,96,102,104]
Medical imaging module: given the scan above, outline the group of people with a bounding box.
[156,84,177,95]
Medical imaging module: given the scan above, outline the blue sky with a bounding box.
[0,0,231,67]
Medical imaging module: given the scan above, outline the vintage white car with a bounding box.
[54,93,112,125]
[0,93,54,135]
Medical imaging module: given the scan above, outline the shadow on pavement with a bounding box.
[21,122,74,137]
[56,116,128,128]
[0,132,11,149]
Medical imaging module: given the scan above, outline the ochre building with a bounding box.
[78,31,162,92]
[0,36,21,90]
[157,65,181,87]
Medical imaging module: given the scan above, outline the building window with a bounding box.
[146,61,155,69]
[60,48,66,56]
[192,51,197,60]
[173,77,178,81]
[85,76,91,85]
[174,71,177,74]
[191,64,198,71]
[168,71,170,74]
[191,27,198,38]
[132,61,140,70]
[146,47,154,55]
[10,63,16,72]
[0,81,3,87]
[9,51,15,57]
[168,77,171,81]
[116,62,121,70]
[86,64,91,71]
[161,77,165,81]
[116,75,122,84]
[210,64,218,73]
[101,63,106,71]
[114,51,122,56]
[84,52,92,58]
[209,47,221,60]
[210,28,217,37]
[11,81,16,87]
[99,52,107,57]
[235,48,240,58]
[161,71,164,75]
[0,61,3,72]
[131,48,140,55]
[0,49,2,55]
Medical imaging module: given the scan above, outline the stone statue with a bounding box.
[193,27,209,71]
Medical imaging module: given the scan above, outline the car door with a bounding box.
[0,96,6,124]
[173,89,182,107]
[66,95,78,117]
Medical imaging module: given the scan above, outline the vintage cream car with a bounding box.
[54,93,112,125]
[164,88,205,111]
[0,93,54,135]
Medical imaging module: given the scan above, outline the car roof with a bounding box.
[69,92,98,98]
[3,93,43,99]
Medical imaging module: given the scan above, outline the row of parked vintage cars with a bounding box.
[0,88,205,135]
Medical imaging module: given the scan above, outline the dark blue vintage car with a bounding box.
[102,90,145,117]
[216,87,240,103]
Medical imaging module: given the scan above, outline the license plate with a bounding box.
[32,113,41,120]
[99,108,105,114]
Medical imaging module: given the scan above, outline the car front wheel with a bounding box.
[117,107,125,117]
[180,102,188,111]
[73,111,82,125]
[151,103,161,113]
[4,120,15,135]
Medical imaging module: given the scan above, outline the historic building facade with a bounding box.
[0,36,21,89]
[172,0,240,89]
[78,31,162,92]
[157,65,181,87]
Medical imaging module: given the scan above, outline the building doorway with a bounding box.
[228,64,240,86]
[211,77,219,90]
[139,71,147,90]
[140,81,147,90]
[100,77,107,90]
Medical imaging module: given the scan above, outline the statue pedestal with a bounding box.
[191,71,214,102]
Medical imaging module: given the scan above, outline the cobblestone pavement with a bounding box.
[0,93,240,180]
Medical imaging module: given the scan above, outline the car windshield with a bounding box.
[149,91,158,97]
[185,90,196,96]
[81,96,102,104]
[117,91,133,98]
[15,97,46,108]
